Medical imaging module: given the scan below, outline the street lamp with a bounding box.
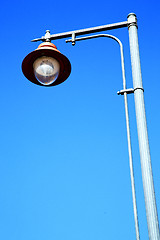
[22,13,160,240]
[22,41,71,86]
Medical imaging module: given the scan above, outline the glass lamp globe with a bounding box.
[33,56,60,86]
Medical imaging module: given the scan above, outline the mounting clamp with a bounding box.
[117,87,144,95]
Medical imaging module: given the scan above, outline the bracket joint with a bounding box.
[117,87,144,95]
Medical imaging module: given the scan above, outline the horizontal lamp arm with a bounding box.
[31,20,128,42]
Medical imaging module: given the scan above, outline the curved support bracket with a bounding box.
[66,33,129,92]
[66,33,140,240]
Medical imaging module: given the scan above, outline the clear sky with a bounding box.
[0,1,160,240]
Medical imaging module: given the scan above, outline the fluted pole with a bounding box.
[128,13,160,240]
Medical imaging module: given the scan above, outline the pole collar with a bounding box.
[134,87,144,92]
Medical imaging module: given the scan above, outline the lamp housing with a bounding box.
[22,42,71,86]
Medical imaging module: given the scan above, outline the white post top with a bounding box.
[127,13,137,27]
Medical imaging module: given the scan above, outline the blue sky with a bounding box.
[0,0,160,240]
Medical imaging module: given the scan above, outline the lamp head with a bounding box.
[22,42,71,86]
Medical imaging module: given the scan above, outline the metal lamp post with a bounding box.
[22,13,160,240]
[127,14,160,240]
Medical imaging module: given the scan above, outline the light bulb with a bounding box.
[33,56,60,85]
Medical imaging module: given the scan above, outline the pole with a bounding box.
[128,13,160,240]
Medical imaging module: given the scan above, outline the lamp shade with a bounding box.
[22,42,71,86]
